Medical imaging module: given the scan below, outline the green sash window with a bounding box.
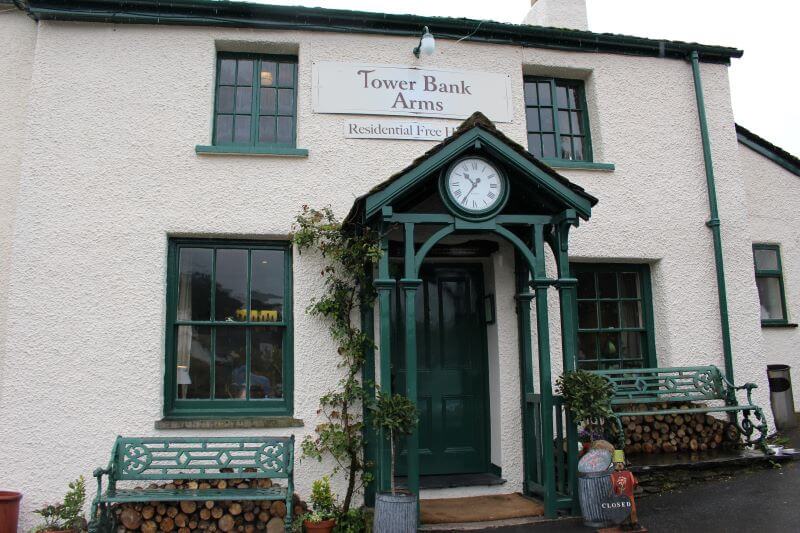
[164,239,293,418]
[524,77,592,162]
[753,244,788,325]
[572,264,656,370]
[213,54,298,148]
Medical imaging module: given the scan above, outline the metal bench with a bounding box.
[594,366,768,450]
[88,436,294,533]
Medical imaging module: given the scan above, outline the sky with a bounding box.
[252,0,799,156]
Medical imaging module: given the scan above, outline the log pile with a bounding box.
[619,403,741,456]
[112,479,308,533]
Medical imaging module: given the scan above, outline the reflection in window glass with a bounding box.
[177,248,212,321]
[524,77,589,161]
[215,249,248,322]
[753,244,787,323]
[250,327,283,398]
[176,325,211,399]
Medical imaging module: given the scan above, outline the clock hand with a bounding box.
[462,182,478,203]
[463,173,476,187]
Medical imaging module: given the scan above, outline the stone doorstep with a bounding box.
[418,514,582,531]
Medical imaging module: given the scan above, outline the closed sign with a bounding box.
[312,62,513,122]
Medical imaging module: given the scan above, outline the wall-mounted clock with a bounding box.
[441,156,508,217]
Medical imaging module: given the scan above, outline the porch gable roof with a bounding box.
[345,112,598,225]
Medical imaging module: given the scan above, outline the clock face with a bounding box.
[445,157,505,214]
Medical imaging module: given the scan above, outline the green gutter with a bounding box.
[736,125,800,178]
[21,0,743,64]
[689,50,734,381]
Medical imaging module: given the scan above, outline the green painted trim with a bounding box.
[489,463,502,477]
[762,322,799,328]
[365,128,593,221]
[195,145,308,157]
[690,51,734,382]
[22,0,742,63]
[360,269,377,507]
[542,160,615,171]
[154,417,303,429]
[736,126,800,178]
[163,238,294,419]
[753,243,789,326]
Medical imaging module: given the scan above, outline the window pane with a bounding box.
[525,108,540,132]
[620,301,641,328]
[578,301,597,328]
[558,111,571,134]
[578,332,597,360]
[236,59,253,85]
[215,248,248,322]
[568,86,579,109]
[251,250,285,322]
[217,86,234,113]
[219,59,236,85]
[542,134,556,158]
[537,82,551,105]
[572,137,584,160]
[528,134,542,157]
[621,331,642,358]
[260,61,277,87]
[540,108,554,132]
[234,87,252,114]
[571,111,583,135]
[620,272,640,298]
[754,248,779,271]
[176,325,211,399]
[576,271,595,298]
[277,116,294,145]
[250,327,283,399]
[215,327,247,399]
[277,89,294,115]
[259,116,277,143]
[757,277,785,320]
[598,272,617,298]
[277,62,295,87]
[260,88,277,114]
[600,301,619,328]
[234,115,251,144]
[177,248,212,321]
[599,332,619,357]
[215,115,233,144]
[560,136,572,159]
[523,82,538,105]
[556,85,568,108]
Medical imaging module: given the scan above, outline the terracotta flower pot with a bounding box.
[0,492,22,533]
[303,518,335,533]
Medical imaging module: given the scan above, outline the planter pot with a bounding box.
[303,518,335,533]
[373,492,417,533]
[0,492,22,533]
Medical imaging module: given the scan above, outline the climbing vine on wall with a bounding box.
[292,205,382,513]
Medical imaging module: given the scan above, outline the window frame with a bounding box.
[523,76,594,163]
[570,263,657,370]
[163,238,294,419]
[753,243,789,326]
[212,52,299,150]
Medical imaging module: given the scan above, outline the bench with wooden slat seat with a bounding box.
[593,366,768,450]
[88,436,294,533]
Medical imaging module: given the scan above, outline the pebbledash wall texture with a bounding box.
[0,0,795,528]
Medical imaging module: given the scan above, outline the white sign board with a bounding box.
[344,119,459,141]
[313,62,513,122]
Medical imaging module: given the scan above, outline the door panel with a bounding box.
[393,264,489,476]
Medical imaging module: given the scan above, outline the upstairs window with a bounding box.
[524,77,591,162]
[753,244,788,325]
[213,54,298,148]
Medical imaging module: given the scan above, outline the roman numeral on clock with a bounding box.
[487,191,496,199]
[454,189,462,197]
[489,183,498,189]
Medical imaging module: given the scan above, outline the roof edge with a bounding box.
[20,0,742,64]
[736,124,800,178]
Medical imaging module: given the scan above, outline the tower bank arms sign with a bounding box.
[312,62,513,140]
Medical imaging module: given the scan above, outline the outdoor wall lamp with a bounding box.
[413,26,435,58]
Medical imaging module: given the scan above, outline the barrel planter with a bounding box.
[303,518,335,533]
[0,491,22,533]
[373,492,416,533]
[577,468,615,528]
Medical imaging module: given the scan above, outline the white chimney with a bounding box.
[523,0,589,31]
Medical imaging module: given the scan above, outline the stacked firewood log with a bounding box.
[619,403,741,455]
[112,479,307,533]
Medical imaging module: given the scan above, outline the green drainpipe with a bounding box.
[689,50,734,381]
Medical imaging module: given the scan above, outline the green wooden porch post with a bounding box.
[401,222,422,508]
[374,224,395,493]
[532,224,557,518]
[514,252,538,494]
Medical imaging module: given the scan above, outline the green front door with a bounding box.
[393,263,490,476]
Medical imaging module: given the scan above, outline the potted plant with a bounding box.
[302,476,337,533]
[369,390,419,533]
[32,476,86,533]
[556,369,615,443]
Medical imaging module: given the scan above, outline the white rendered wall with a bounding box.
[0,19,770,527]
[741,142,800,410]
